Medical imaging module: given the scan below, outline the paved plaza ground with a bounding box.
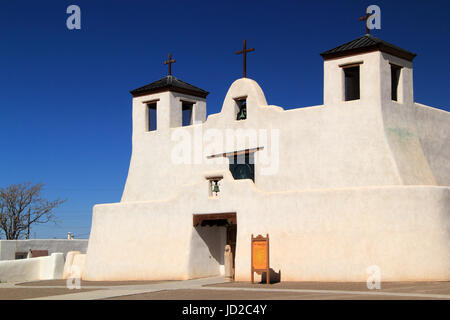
[0,277,448,300]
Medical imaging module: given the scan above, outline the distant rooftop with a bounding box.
[320,34,416,61]
[130,75,209,98]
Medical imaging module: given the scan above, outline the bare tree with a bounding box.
[0,182,65,240]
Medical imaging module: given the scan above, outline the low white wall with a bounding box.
[0,256,40,282]
[0,253,64,283]
[0,239,88,261]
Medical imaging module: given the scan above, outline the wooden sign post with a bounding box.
[251,234,270,284]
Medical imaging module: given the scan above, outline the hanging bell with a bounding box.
[213,180,220,194]
[236,106,246,120]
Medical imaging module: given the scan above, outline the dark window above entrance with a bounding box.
[206,147,262,184]
[228,153,254,182]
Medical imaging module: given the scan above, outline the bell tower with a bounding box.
[320,34,416,107]
[129,54,209,136]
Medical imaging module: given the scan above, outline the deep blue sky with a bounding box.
[0,1,449,239]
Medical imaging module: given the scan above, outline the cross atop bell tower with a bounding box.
[236,40,255,78]
[359,12,371,34]
[164,53,176,76]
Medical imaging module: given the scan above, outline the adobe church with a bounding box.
[82,32,450,282]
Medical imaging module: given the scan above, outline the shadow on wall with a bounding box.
[261,269,281,284]
[195,226,226,265]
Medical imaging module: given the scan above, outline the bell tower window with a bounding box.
[343,66,360,101]
[182,102,193,126]
[235,98,247,120]
[147,103,157,131]
[391,63,402,101]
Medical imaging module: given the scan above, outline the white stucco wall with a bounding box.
[0,239,88,261]
[121,51,449,205]
[414,103,450,186]
[234,185,449,282]
[122,73,406,203]
[0,253,64,283]
[85,175,450,281]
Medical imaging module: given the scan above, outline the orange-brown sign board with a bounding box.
[251,234,270,284]
[252,241,268,270]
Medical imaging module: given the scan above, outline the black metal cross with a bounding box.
[164,53,176,76]
[359,12,372,35]
[236,40,255,78]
